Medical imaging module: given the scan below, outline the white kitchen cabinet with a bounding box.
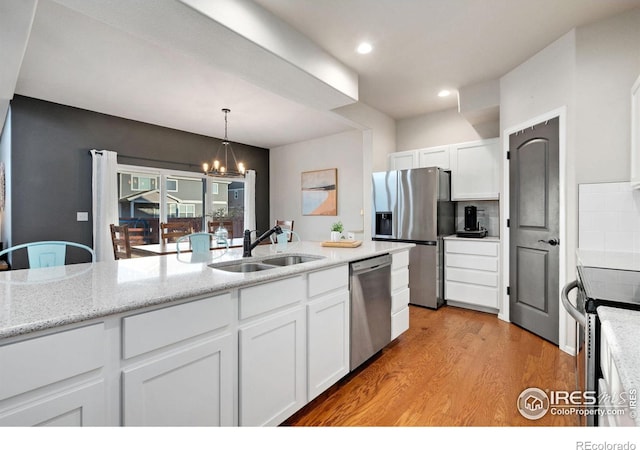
[121,294,235,426]
[418,145,451,169]
[388,150,417,170]
[0,380,106,426]
[239,306,306,426]
[122,334,233,426]
[631,74,640,188]
[450,138,500,200]
[391,249,410,339]
[0,323,108,426]
[444,239,500,312]
[307,266,349,401]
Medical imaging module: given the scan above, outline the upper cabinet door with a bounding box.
[417,145,451,169]
[388,150,417,170]
[631,74,640,189]
[450,138,501,200]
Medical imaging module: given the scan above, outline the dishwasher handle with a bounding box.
[561,280,586,328]
[350,254,392,273]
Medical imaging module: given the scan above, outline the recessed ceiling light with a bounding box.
[438,90,451,97]
[356,42,373,54]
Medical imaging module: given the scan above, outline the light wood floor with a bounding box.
[283,305,578,426]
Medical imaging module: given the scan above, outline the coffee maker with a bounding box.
[457,205,487,238]
[464,206,478,231]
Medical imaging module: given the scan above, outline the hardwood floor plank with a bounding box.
[283,305,577,427]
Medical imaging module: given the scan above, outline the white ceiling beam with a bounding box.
[0,0,38,129]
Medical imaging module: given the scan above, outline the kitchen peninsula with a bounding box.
[0,240,412,427]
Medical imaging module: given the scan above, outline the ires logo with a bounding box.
[517,388,604,420]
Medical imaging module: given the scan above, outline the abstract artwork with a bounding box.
[301,168,337,216]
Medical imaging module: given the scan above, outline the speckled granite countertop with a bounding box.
[0,241,413,340]
[596,306,640,426]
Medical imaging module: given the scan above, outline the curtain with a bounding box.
[91,149,119,261]
[243,169,256,239]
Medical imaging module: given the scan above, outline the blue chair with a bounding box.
[175,233,229,264]
[0,241,96,268]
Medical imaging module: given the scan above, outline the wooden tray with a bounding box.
[321,240,362,248]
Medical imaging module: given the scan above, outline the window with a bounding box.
[131,175,158,191]
[166,178,178,192]
[117,165,246,245]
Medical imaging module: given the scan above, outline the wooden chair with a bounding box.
[160,221,194,243]
[110,224,132,260]
[127,226,146,245]
[208,220,234,241]
[275,220,294,242]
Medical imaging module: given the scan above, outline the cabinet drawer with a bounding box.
[446,267,498,288]
[392,288,410,314]
[391,268,409,292]
[391,250,409,270]
[445,282,498,308]
[445,240,498,257]
[445,253,498,272]
[308,265,348,298]
[240,276,305,320]
[0,323,105,401]
[391,307,409,340]
[123,294,232,359]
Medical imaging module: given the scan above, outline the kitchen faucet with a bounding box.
[243,225,283,257]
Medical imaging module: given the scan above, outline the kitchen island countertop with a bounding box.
[0,240,413,340]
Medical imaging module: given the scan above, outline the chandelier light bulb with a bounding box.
[213,160,220,170]
[202,162,209,173]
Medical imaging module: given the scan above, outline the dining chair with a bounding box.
[110,224,132,260]
[0,241,96,268]
[160,221,194,243]
[275,220,295,242]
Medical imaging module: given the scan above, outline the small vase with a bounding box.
[330,231,341,242]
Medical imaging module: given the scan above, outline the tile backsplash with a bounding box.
[579,182,640,252]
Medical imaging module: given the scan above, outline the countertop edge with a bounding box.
[0,241,414,340]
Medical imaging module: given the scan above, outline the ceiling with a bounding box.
[9,0,640,148]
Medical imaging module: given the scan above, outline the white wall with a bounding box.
[500,30,577,353]
[575,9,640,184]
[334,102,396,172]
[499,8,640,354]
[396,107,498,152]
[270,130,364,241]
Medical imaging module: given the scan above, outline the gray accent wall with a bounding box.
[6,95,269,267]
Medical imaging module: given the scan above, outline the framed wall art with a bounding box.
[301,168,337,216]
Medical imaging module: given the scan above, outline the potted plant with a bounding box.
[330,221,344,242]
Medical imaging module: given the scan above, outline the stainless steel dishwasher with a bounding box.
[349,253,392,371]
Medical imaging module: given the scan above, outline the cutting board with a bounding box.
[321,240,362,248]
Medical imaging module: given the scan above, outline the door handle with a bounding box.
[538,238,560,246]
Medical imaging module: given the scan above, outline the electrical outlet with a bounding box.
[77,212,89,222]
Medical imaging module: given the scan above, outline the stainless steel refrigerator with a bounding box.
[372,167,454,309]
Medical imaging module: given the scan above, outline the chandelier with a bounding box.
[202,108,245,177]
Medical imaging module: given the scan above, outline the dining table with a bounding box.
[132,238,245,256]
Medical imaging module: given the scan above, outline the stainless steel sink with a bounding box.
[208,262,276,273]
[261,255,324,266]
[208,254,325,273]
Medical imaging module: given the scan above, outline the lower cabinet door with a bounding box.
[239,307,306,426]
[122,334,234,426]
[0,380,106,426]
[307,291,349,401]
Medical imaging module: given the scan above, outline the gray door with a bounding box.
[509,117,560,344]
